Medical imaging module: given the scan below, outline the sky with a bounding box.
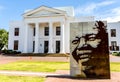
[0,0,120,31]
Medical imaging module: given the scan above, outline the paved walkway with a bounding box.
[0,70,61,77]
[110,55,120,62]
[0,55,69,65]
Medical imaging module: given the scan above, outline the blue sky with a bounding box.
[0,0,120,30]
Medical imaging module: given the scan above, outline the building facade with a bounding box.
[8,6,94,53]
[108,22,120,53]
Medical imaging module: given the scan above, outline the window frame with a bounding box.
[111,29,116,37]
[44,27,49,36]
[110,41,119,51]
[56,26,61,36]
[111,41,117,46]
[14,28,19,36]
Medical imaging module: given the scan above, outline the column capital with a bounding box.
[60,20,65,24]
[35,22,39,24]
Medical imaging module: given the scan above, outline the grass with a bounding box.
[0,75,45,82]
[0,60,120,72]
[0,61,69,72]
[0,62,119,82]
[110,62,120,72]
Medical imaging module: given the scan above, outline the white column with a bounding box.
[34,23,39,53]
[48,22,54,53]
[60,22,65,53]
[24,23,29,53]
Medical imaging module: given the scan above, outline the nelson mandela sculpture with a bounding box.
[70,21,110,79]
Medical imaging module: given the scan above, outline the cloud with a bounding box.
[97,0,115,6]
[102,7,120,22]
[103,16,120,22]
[111,7,120,15]
[75,0,116,16]
[74,0,120,22]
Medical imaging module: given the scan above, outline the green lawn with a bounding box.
[0,75,45,82]
[110,62,120,72]
[0,60,120,72]
[0,61,69,72]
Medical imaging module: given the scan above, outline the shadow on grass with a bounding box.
[46,74,111,80]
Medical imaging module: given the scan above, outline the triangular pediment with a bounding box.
[23,6,66,17]
[27,9,62,17]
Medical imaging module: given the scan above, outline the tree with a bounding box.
[0,29,8,50]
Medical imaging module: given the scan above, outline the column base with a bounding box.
[34,50,39,53]
[34,52,38,53]
[48,49,54,53]
[23,49,28,53]
[48,50,54,53]
[60,51,65,54]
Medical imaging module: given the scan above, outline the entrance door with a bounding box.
[56,41,60,53]
[44,41,49,53]
[33,41,35,52]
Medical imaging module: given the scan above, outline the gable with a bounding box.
[23,6,66,17]
[27,9,62,17]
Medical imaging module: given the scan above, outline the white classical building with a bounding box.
[108,22,120,53]
[8,6,94,53]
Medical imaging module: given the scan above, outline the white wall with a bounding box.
[108,22,120,53]
[8,21,25,52]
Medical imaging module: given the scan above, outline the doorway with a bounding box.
[56,41,60,53]
[44,41,49,53]
[33,41,35,52]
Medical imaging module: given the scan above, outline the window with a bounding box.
[33,27,35,36]
[111,41,117,46]
[110,41,119,51]
[14,40,18,50]
[56,26,61,35]
[111,29,116,37]
[44,27,49,36]
[14,28,19,36]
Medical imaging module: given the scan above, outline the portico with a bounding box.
[24,21,65,53]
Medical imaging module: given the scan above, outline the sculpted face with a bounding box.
[72,34,101,55]
[70,21,110,79]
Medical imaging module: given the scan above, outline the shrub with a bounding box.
[112,52,120,56]
[1,50,21,54]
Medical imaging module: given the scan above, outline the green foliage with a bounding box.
[0,75,45,82]
[110,62,120,72]
[0,61,69,72]
[1,50,21,54]
[0,29,8,50]
[112,52,120,56]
